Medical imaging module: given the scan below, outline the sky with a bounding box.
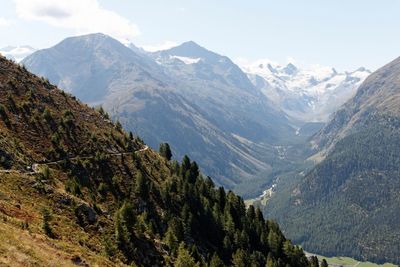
[0,0,400,71]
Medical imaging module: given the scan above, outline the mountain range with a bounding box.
[19,33,369,198]
[5,33,399,264]
[21,33,306,195]
[241,60,371,122]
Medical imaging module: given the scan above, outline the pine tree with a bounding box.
[321,259,328,267]
[42,108,52,122]
[159,143,173,161]
[266,254,277,267]
[231,249,248,267]
[135,171,148,199]
[267,231,282,255]
[310,256,319,267]
[41,207,54,238]
[188,161,200,183]
[174,242,198,267]
[163,226,179,254]
[180,155,191,177]
[209,253,225,267]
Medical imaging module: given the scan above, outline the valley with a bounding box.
[22,33,328,197]
[15,34,400,265]
[1,20,399,267]
[0,54,313,266]
[304,252,397,267]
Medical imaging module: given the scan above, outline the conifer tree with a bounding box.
[135,171,148,199]
[174,242,198,267]
[231,249,248,267]
[209,253,225,267]
[159,143,173,161]
[41,207,54,238]
[310,256,319,267]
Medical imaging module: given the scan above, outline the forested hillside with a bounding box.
[0,55,311,266]
[264,57,400,265]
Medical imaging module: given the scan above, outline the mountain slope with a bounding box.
[22,33,169,104]
[241,60,370,122]
[263,57,400,264]
[23,34,305,194]
[153,42,293,143]
[312,56,400,152]
[0,55,311,266]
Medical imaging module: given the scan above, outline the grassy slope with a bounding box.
[0,173,118,267]
[310,253,397,267]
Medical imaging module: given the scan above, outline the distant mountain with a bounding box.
[263,57,400,264]
[22,33,169,104]
[0,45,36,62]
[241,60,371,122]
[23,34,304,193]
[152,41,293,144]
[0,55,311,266]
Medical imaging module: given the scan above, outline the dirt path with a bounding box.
[0,145,149,175]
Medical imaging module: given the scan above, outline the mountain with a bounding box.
[0,45,36,62]
[23,34,308,195]
[22,33,169,104]
[241,60,371,122]
[0,55,311,266]
[263,57,400,264]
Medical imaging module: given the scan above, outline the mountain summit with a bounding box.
[161,41,222,62]
[23,33,166,104]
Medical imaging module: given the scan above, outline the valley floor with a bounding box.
[305,251,398,267]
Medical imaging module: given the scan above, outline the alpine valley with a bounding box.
[1,31,399,266]
[0,54,310,266]
[21,33,369,198]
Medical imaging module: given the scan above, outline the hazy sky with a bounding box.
[1,0,400,71]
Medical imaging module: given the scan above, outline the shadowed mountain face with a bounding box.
[263,57,400,265]
[23,33,305,192]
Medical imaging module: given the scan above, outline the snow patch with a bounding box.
[170,55,201,65]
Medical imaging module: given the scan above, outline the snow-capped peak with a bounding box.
[282,63,298,75]
[240,58,371,122]
[0,45,37,62]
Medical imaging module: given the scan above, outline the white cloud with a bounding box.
[14,0,140,41]
[141,41,178,52]
[0,17,12,27]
